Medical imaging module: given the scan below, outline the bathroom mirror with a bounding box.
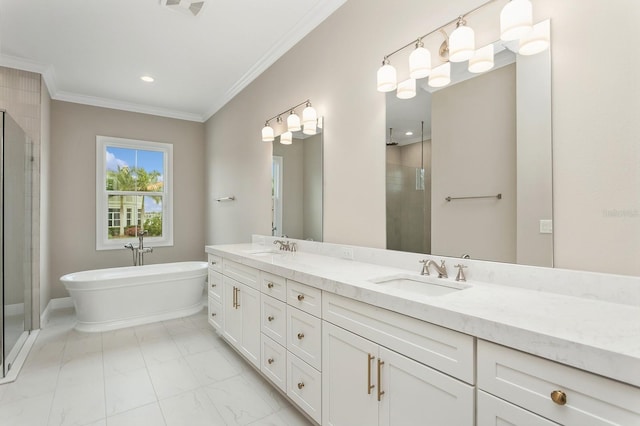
[272,121,323,241]
[386,38,553,267]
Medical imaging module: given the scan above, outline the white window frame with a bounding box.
[96,136,173,250]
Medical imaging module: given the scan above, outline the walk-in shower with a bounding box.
[0,111,33,379]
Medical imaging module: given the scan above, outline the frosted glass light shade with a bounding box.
[302,105,317,124]
[428,63,451,88]
[519,20,550,56]
[377,63,397,92]
[287,112,301,132]
[449,25,475,62]
[280,131,293,145]
[262,125,274,142]
[396,78,416,99]
[409,47,431,79]
[500,0,533,41]
[303,121,317,135]
[468,44,494,73]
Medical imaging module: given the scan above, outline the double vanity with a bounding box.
[205,236,640,425]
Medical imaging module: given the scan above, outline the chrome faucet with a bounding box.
[273,240,297,252]
[123,230,153,266]
[419,259,448,278]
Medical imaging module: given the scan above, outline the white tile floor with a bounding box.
[0,307,313,426]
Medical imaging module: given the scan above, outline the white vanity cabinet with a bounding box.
[207,255,223,330]
[322,293,475,426]
[220,259,261,368]
[477,340,640,426]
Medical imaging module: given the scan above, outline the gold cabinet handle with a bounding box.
[232,286,237,308]
[210,260,217,265]
[211,283,216,288]
[367,353,375,394]
[211,312,216,317]
[297,332,305,340]
[297,294,305,301]
[267,282,274,289]
[297,382,305,390]
[267,358,274,365]
[551,390,567,405]
[267,315,275,322]
[377,359,385,401]
[235,287,240,309]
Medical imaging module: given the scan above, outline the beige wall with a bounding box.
[206,0,639,276]
[50,101,206,299]
[432,64,516,263]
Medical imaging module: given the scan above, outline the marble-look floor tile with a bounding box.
[172,328,221,357]
[147,357,200,400]
[21,338,66,372]
[0,392,54,426]
[134,323,170,344]
[0,365,59,406]
[85,419,107,426]
[107,402,166,426]
[159,388,225,426]
[102,328,138,352]
[63,332,103,361]
[202,375,278,425]
[57,351,104,388]
[248,406,313,426]
[105,368,157,416]
[184,348,243,387]
[139,337,182,366]
[103,346,146,377]
[48,381,105,426]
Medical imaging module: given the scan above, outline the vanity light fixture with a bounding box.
[409,39,431,79]
[429,63,451,88]
[405,131,414,136]
[468,44,495,73]
[377,57,397,92]
[449,16,475,62]
[376,0,548,96]
[280,131,293,145]
[397,78,417,99]
[500,0,533,41]
[518,20,550,56]
[260,99,316,143]
[287,110,301,132]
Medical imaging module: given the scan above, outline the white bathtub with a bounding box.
[60,261,207,332]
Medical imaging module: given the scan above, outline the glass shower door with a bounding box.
[1,111,33,378]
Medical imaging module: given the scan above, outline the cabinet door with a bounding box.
[222,277,241,349]
[238,283,260,368]
[322,322,378,426]
[378,346,474,426]
[477,390,559,426]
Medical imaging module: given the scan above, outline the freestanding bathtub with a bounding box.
[60,261,207,332]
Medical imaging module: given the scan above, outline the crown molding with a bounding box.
[202,0,347,121]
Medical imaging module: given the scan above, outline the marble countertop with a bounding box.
[206,243,640,388]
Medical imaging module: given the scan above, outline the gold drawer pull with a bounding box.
[297,382,305,390]
[267,315,275,322]
[551,390,567,406]
[377,359,385,401]
[210,260,217,265]
[297,332,305,340]
[211,283,216,288]
[367,353,375,394]
[267,282,274,289]
[267,358,274,365]
[297,294,305,301]
[211,313,216,317]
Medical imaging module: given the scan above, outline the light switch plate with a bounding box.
[341,247,354,260]
[539,219,553,234]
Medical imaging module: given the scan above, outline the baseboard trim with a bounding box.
[41,297,73,326]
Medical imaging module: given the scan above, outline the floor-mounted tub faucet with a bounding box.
[123,230,154,266]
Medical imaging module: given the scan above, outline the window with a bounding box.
[96,136,173,250]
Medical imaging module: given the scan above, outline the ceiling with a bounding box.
[0,0,346,122]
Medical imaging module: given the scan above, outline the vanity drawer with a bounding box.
[207,297,222,331]
[261,271,286,302]
[477,340,640,425]
[287,306,322,371]
[287,353,321,424]
[261,335,286,393]
[322,292,474,384]
[261,294,286,347]
[222,259,259,290]
[287,280,322,318]
[208,254,222,273]
[477,390,559,426]
[208,270,222,303]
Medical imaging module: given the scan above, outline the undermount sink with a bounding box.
[241,248,284,256]
[369,274,470,296]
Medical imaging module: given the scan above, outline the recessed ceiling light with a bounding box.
[405,131,413,136]
[141,75,155,83]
